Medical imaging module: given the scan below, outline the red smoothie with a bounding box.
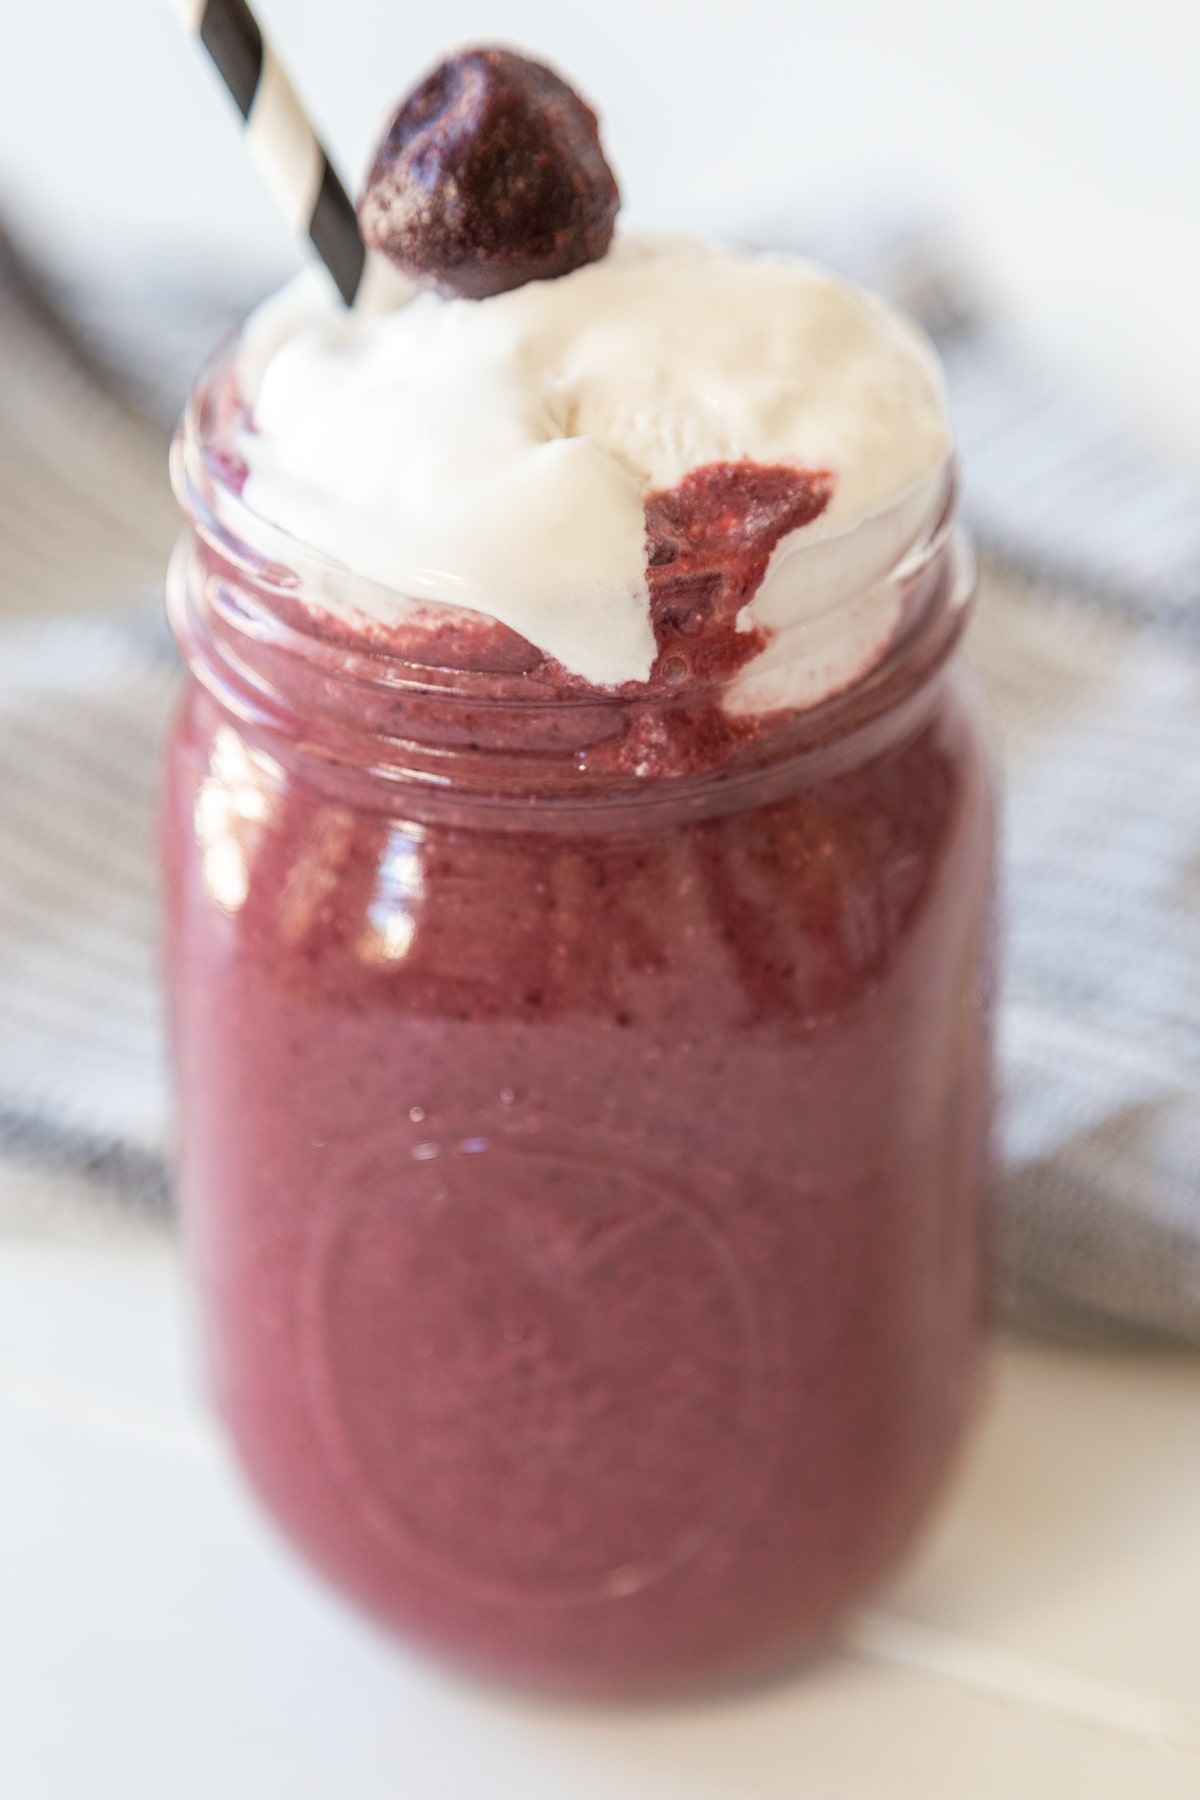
[163,349,997,1692]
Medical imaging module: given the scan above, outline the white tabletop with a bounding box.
[2,1167,1197,1800]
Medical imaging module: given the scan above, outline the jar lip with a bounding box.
[171,332,973,802]
[174,333,968,708]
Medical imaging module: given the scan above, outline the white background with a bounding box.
[1,0,1198,459]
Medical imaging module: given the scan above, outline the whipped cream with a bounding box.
[235,235,951,705]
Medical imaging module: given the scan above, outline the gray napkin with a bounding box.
[0,223,1197,1346]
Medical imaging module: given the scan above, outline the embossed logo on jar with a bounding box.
[300,1137,765,1606]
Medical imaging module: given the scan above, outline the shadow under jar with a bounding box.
[163,347,999,1698]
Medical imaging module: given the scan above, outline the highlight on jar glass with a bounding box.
[162,34,1000,1698]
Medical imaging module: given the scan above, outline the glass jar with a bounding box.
[163,347,998,1697]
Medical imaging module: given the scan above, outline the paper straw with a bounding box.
[169,0,366,305]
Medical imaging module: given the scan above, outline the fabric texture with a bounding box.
[0,223,1196,1345]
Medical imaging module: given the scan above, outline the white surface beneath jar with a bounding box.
[0,1172,1197,1800]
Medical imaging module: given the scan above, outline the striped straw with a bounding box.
[170,0,366,305]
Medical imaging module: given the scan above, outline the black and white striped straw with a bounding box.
[170,0,367,305]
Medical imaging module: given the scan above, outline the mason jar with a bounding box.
[163,342,999,1697]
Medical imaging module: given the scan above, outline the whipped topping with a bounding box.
[235,234,951,705]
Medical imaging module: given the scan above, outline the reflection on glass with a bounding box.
[194,726,282,914]
[360,822,426,963]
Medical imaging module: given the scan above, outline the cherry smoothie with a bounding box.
[162,48,998,1696]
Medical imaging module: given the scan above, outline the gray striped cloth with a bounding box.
[1,222,1196,1346]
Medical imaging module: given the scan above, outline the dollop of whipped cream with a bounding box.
[236,234,951,704]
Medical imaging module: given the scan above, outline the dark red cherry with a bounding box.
[358,47,620,300]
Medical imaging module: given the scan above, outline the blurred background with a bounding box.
[0,4,1197,1797]
[2,0,1199,454]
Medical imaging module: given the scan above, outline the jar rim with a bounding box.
[170,333,975,803]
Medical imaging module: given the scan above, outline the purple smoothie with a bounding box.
[163,355,997,1691]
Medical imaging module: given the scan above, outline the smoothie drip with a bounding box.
[231,233,949,708]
